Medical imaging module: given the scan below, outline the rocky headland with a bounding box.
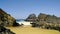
[25,13,60,31]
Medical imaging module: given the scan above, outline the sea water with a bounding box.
[16,19,32,26]
[16,19,25,22]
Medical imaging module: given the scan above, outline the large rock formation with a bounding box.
[38,13,60,24]
[0,8,19,26]
[26,13,60,31]
[38,13,47,21]
[25,14,36,22]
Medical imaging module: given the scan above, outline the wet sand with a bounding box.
[6,26,60,34]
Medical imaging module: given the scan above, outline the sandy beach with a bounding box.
[6,26,60,34]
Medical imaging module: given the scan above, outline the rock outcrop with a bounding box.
[0,8,19,26]
[25,14,36,22]
[0,25,15,34]
[38,13,60,24]
[26,13,60,31]
[0,8,20,34]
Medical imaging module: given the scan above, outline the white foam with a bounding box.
[17,21,32,26]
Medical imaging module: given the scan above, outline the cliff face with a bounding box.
[0,8,19,26]
[38,13,60,24]
[26,13,60,24]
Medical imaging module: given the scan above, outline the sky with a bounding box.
[0,0,60,19]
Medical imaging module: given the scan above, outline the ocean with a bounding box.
[16,19,25,22]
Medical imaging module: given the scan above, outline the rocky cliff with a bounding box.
[0,8,19,26]
[38,13,60,24]
[26,13,60,24]
[26,13,60,31]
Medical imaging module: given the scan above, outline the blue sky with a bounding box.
[0,0,60,19]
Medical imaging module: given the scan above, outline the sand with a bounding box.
[6,26,60,34]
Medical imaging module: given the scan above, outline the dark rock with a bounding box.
[0,25,15,34]
[13,20,20,26]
